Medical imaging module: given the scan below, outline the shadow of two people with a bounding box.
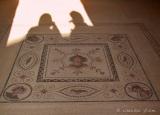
[28,11,93,37]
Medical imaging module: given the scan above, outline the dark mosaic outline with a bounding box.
[3,83,32,102]
[17,52,39,70]
[56,85,101,99]
[37,43,119,82]
[124,82,153,100]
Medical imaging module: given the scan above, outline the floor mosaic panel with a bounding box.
[0,33,159,102]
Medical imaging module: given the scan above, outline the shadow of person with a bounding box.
[70,11,93,33]
[70,11,89,27]
[69,11,93,41]
[28,13,60,34]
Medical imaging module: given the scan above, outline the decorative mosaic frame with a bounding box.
[37,43,119,82]
[0,23,160,103]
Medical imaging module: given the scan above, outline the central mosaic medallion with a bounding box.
[37,44,118,82]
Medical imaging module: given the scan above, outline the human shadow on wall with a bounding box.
[70,11,93,39]
[26,13,61,44]
[28,13,60,34]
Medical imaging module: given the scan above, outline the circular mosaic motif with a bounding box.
[26,35,43,44]
[18,52,38,70]
[3,83,32,101]
[117,52,134,69]
[125,82,153,100]
[62,53,92,69]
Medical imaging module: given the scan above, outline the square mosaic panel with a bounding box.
[37,44,118,82]
[0,33,159,103]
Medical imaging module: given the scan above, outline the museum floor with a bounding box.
[0,0,160,115]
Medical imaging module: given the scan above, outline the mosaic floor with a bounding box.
[0,24,159,103]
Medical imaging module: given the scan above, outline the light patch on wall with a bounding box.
[7,0,93,46]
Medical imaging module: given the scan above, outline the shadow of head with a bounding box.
[39,13,54,26]
[70,11,87,26]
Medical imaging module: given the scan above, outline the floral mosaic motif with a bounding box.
[37,44,118,82]
[18,52,38,70]
[125,82,153,100]
[66,53,91,76]
[11,71,34,83]
[117,52,134,69]
[57,85,100,98]
[3,83,32,101]
[26,35,43,44]
[69,54,88,69]
[65,49,94,72]
[33,85,55,99]
[103,84,124,98]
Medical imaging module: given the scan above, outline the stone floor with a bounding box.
[0,0,160,115]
